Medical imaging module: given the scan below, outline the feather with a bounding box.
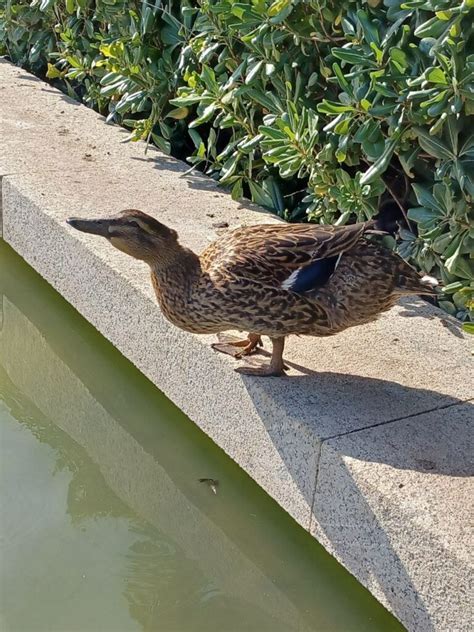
[420,274,439,288]
[281,255,340,293]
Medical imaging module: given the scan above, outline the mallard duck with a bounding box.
[67,210,437,376]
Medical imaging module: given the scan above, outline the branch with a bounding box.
[383,178,415,233]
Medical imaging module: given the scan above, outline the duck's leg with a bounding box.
[235,337,287,377]
[212,332,263,358]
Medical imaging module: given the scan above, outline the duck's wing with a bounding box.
[203,222,368,292]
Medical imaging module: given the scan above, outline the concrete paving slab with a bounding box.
[311,403,474,632]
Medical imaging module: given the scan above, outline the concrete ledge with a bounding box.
[1,59,473,631]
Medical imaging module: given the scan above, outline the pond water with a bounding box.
[0,242,403,632]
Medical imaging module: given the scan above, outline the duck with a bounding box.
[67,210,437,376]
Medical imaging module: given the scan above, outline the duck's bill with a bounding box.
[66,217,113,237]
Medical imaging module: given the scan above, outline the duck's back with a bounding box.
[200,222,366,286]
[197,222,434,337]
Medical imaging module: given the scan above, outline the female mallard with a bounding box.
[67,210,437,376]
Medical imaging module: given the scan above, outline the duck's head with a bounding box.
[67,210,178,264]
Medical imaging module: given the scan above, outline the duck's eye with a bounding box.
[127,220,140,228]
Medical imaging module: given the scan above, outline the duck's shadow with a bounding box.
[397,296,465,338]
[237,367,472,631]
[238,363,472,477]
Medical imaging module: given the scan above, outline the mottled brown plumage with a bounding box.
[67,210,437,376]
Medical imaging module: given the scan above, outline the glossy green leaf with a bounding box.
[317,100,354,114]
[189,103,217,127]
[414,127,454,159]
[426,67,447,84]
[359,137,399,185]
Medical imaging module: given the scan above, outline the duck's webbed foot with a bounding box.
[211,332,263,358]
[236,336,287,377]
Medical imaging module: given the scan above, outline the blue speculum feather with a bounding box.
[286,255,339,293]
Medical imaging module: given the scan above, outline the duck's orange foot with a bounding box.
[211,333,263,359]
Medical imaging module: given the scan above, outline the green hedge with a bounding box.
[1,0,473,321]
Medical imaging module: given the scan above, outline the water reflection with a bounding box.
[0,242,403,632]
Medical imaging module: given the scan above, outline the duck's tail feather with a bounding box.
[396,269,439,296]
[366,211,441,296]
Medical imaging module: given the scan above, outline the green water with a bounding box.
[0,242,403,632]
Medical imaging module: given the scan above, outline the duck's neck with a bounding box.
[148,244,201,315]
